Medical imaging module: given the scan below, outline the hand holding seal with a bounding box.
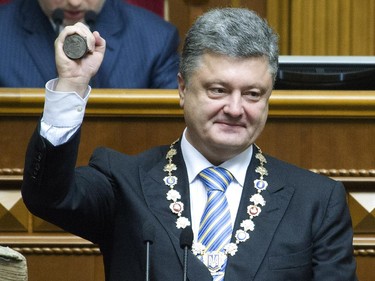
[54,22,106,96]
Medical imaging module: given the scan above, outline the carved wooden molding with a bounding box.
[354,249,375,256]
[2,168,375,181]
[2,168,375,176]
[0,168,23,176]
[2,235,375,257]
[0,235,101,256]
[310,169,375,177]
[1,88,375,118]
[12,247,101,256]
[3,168,374,178]
[11,247,375,257]
[310,169,375,189]
[6,246,375,257]
[353,236,375,256]
[13,247,101,256]
[0,169,23,185]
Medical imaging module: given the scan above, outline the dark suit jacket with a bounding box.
[22,126,357,280]
[0,0,179,88]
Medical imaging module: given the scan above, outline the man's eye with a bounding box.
[210,88,226,94]
[243,91,261,100]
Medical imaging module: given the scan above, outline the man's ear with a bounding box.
[177,73,186,108]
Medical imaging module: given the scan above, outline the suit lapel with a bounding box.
[225,148,295,280]
[141,143,212,281]
[21,1,57,82]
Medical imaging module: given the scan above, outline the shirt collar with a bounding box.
[181,128,253,187]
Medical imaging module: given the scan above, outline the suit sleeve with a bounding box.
[312,181,358,280]
[21,124,116,244]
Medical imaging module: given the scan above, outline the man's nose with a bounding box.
[223,92,244,117]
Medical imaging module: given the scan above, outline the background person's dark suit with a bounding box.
[22,125,357,280]
[0,0,179,88]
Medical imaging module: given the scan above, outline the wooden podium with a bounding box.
[1,88,374,280]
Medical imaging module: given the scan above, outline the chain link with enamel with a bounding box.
[163,139,269,258]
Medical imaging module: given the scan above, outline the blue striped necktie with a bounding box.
[198,167,234,281]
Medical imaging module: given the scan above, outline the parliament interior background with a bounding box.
[0,0,374,280]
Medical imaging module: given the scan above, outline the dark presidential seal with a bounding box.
[63,34,88,60]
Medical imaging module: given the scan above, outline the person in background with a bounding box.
[21,8,357,280]
[0,0,179,88]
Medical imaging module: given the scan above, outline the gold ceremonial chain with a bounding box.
[163,139,268,258]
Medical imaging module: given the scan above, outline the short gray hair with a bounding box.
[180,8,279,84]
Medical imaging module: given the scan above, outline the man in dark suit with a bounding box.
[22,8,357,280]
[0,0,179,88]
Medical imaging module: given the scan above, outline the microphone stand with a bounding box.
[145,240,151,281]
[180,226,193,281]
[182,245,189,281]
[143,222,155,281]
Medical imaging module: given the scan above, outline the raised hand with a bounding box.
[54,22,106,96]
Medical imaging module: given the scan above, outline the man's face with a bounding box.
[178,53,273,165]
[38,0,105,26]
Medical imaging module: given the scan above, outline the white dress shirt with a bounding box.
[181,131,252,241]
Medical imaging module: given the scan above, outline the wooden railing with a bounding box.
[1,88,375,117]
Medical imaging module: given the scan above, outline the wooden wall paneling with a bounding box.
[25,255,104,281]
[1,88,375,168]
[0,190,28,232]
[2,116,374,171]
[325,0,339,54]
[290,0,315,55]
[351,0,375,55]
[337,0,351,55]
[313,0,327,55]
[168,0,267,50]
[168,0,375,56]
[1,235,104,281]
[169,0,227,48]
[168,0,191,43]
[268,0,375,55]
[0,117,38,169]
[258,118,375,169]
[355,254,375,281]
[230,0,267,17]
[266,0,291,55]
[368,0,375,54]
[346,180,375,234]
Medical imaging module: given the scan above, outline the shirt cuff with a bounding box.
[42,78,91,127]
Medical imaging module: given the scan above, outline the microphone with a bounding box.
[180,226,193,281]
[84,10,97,31]
[142,221,155,281]
[51,8,64,37]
